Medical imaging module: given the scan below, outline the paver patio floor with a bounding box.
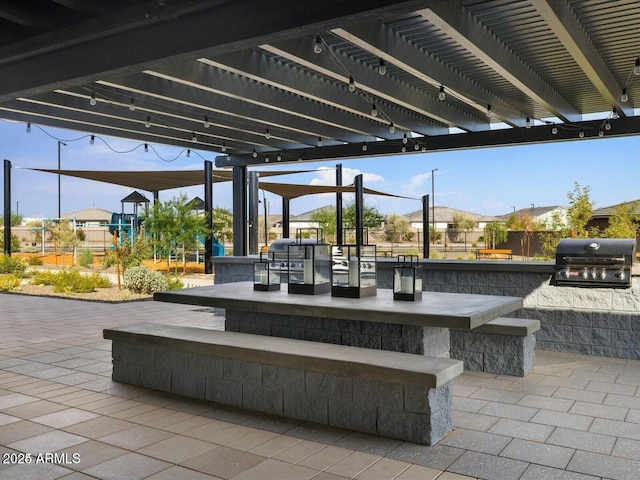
[2,293,639,479]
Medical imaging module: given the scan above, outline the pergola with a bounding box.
[2,0,639,258]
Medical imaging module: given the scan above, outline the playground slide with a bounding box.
[199,236,224,256]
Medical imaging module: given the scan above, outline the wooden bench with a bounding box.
[476,248,513,260]
[104,324,463,445]
[450,317,540,377]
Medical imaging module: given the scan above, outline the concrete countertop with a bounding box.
[154,282,523,330]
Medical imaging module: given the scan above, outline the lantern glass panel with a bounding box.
[288,244,331,286]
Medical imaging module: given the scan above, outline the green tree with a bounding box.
[212,207,233,243]
[384,214,414,242]
[604,202,640,238]
[309,206,337,242]
[0,213,23,227]
[484,222,508,249]
[429,226,442,244]
[566,182,594,238]
[453,214,477,244]
[309,202,384,243]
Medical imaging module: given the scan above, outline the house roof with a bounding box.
[592,200,640,217]
[290,205,335,222]
[404,206,490,223]
[497,205,564,220]
[61,207,113,222]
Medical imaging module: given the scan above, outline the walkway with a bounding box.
[1,293,639,480]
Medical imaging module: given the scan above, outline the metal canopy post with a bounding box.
[232,165,247,256]
[422,194,430,260]
[355,174,364,246]
[3,160,11,255]
[248,171,259,255]
[336,163,343,244]
[282,197,290,239]
[204,160,213,273]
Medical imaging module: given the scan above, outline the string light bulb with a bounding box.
[90,135,95,145]
[401,146,406,153]
[187,149,191,157]
[252,149,258,158]
[221,142,227,152]
[612,107,620,119]
[635,57,640,75]
[421,145,427,152]
[598,129,604,137]
[144,143,148,152]
[604,120,612,131]
[525,117,531,129]
[317,137,322,147]
[348,76,356,92]
[204,116,210,128]
[551,125,558,135]
[621,88,628,103]
[486,104,493,117]
[145,115,151,128]
[378,58,386,75]
[191,132,198,143]
[402,133,408,144]
[362,142,367,151]
[26,123,31,133]
[265,128,271,139]
[265,157,270,163]
[438,86,445,101]
[90,93,97,106]
[276,154,282,161]
[371,104,378,117]
[129,98,135,111]
[414,143,420,151]
[314,35,322,54]
[579,130,585,138]
[388,122,395,133]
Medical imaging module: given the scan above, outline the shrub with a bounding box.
[27,256,43,266]
[79,248,94,267]
[123,266,168,294]
[0,255,26,275]
[31,269,111,293]
[20,245,40,253]
[166,275,184,291]
[0,274,22,291]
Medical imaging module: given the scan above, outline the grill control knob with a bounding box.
[580,269,588,279]
[590,269,597,279]
[615,270,625,280]
[562,268,570,278]
[598,268,606,279]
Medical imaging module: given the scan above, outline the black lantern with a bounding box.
[331,244,377,298]
[287,229,331,295]
[254,252,280,291]
[393,255,422,301]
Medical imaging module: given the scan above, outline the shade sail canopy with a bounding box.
[258,181,417,200]
[26,168,315,192]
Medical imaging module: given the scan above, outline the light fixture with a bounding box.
[402,133,408,144]
[265,128,271,139]
[621,88,628,103]
[90,135,95,145]
[371,104,378,117]
[362,142,367,151]
[187,149,191,157]
[635,57,640,75]
[598,129,604,137]
[551,125,558,135]
[221,142,227,152]
[276,154,282,161]
[612,107,620,119]
[144,143,148,152]
[129,98,135,111]
[252,149,258,158]
[388,122,395,133]
[401,146,406,153]
[145,115,151,128]
[378,58,386,75]
[525,117,531,129]
[486,104,493,117]
[438,86,445,101]
[314,35,322,54]
[317,137,323,147]
[604,120,612,131]
[414,143,420,151]
[348,76,356,92]
[90,93,97,106]
[579,130,585,138]
[204,116,210,128]
[26,123,31,133]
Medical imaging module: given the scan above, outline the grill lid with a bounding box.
[555,238,636,258]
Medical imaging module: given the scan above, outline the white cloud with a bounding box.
[407,172,432,193]
[309,166,383,186]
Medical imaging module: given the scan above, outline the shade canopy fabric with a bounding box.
[258,181,418,200]
[26,168,315,192]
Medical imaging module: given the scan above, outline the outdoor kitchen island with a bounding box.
[104,284,525,445]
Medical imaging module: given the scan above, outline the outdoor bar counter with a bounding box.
[154,282,523,358]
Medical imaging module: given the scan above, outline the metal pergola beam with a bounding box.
[422,4,582,123]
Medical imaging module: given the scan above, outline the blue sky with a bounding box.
[1,119,639,219]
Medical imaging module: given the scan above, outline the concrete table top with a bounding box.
[154,282,523,330]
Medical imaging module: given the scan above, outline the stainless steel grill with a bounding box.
[552,238,636,288]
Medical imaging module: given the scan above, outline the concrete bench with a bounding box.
[450,317,540,377]
[104,324,463,445]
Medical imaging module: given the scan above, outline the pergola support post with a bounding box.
[3,160,11,255]
[248,171,259,255]
[204,160,213,273]
[423,194,430,260]
[232,165,247,256]
[336,163,343,244]
[355,174,364,246]
[282,198,290,239]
